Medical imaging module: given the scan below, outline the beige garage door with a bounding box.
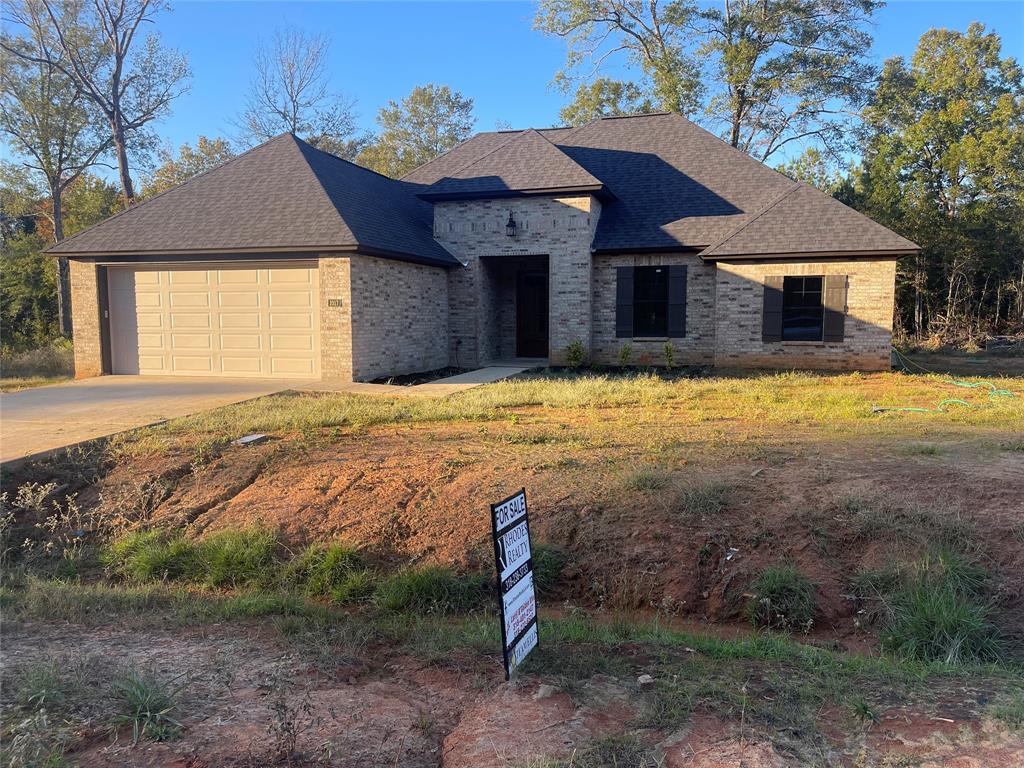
[108,263,320,378]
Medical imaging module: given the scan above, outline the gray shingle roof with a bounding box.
[48,134,459,266]
[699,182,919,258]
[417,129,604,199]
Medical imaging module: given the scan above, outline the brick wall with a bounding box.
[69,259,103,378]
[317,256,352,381]
[434,195,600,365]
[592,253,715,366]
[347,254,449,380]
[713,258,896,371]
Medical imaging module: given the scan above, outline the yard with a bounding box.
[2,364,1023,767]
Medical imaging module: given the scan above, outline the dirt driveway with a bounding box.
[0,375,305,465]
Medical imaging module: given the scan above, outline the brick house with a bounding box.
[49,113,916,381]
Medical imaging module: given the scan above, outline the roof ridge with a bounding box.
[423,129,524,181]
[698,181,801,257]
[398,131,507,181]
[47,133,297,253]
[289,137,371,243]
[665,113,795,186]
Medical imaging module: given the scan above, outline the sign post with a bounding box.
[491,488,538,679]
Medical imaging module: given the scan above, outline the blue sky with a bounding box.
[9,1,1023,168]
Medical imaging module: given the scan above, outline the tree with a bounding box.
[357,85,476,178]
[2,0,191,205]
[536,0,881,161]
[776,148,841,192]
[559,78,653,125]
[536,0,704,116]
[0,0,111,334]
[142,136,235,197]
[853,24,1024,340]
[237,27,366,159]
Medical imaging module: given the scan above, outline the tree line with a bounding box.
[2,0,1022,354]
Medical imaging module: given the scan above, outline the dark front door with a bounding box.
[516,270,549,358]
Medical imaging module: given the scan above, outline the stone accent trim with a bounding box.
[69,259,103,378]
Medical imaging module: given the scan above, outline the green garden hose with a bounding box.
[874,347,1017,414]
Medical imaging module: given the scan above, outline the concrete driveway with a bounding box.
[1,376,305,465]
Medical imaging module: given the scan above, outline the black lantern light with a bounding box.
[505,210,517,238]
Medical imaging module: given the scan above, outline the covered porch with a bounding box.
[478,254,550,365]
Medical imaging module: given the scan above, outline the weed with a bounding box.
[104,531,202,582]
[201,528,280,588]
[850,697,879,724]
[663,341,675,370]
[0,710,70,767]
[617,343,633,367]
[373,566,488,614]
[746,566,815,632]
[634,679,693,728]
[329,569,377,604]
[880,551,1002,665]
[281,543,363,595]
[530,734,661,767]
[13,658,66,711]
[109,668,185,744]
[990,689,1024,729]
[264,671,323,765]
[624,467,670,492]
[676,481,733,518]
[901,442,942,456]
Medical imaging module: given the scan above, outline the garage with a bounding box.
[106,263,320,378]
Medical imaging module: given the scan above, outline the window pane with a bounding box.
[781,276,823,341]
[633,267,668,336]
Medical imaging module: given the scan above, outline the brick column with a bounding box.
[318,256,353,381]
[69,259,103,378]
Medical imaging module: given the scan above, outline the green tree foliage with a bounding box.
[536,0,880,160]
[847,23,1024,340]
[559,78,654,125]
[357,84,475,178]
[142,137,235,198]
[776,148,842,192]
[1,229,58,353]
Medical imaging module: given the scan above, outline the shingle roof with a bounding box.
[417,129,604,199]
[48,134,459,267]
[698,182,919,258]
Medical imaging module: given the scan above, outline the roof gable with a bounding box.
[698,182,919,258]
[49,134,458,266]
[419,129,604,199]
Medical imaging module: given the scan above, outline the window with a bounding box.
[781,276,824,341]
[633,266,668,336]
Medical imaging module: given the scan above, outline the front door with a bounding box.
[516,270,549,358]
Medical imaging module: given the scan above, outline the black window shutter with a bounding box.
[667,265,687,338]
[615,266,634,338]
[762,275,784,343]
[823,274,848,342]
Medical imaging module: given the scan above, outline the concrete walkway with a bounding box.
[298,366,529,397]
[1,376,305,466]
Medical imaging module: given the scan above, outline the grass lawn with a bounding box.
[0,374,73,392]
[2,365,1023,766]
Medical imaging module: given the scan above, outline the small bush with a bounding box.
[200,528,279,588]
[565,339,586,369]
[110,668,185,744]
[0,340,74,378]
[281,543,363,595]
[746,566,815,631]
[663,342,675,370]
[617,344,633,367]
[373,566,488,614]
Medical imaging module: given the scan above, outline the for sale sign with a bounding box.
[491,489,538,679]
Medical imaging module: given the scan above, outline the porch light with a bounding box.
[505,210,518,238]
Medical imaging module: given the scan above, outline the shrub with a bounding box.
[746,566,815,631]
[373,566,488,613]
[617,344,633,367]
[565,339,586,369]
[663,342,675,370]
[281,543,363,595]
[110,668,185,744]
[0,339,74,378]
[879,550,1002,665]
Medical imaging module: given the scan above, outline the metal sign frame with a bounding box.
[490,487,539,680]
